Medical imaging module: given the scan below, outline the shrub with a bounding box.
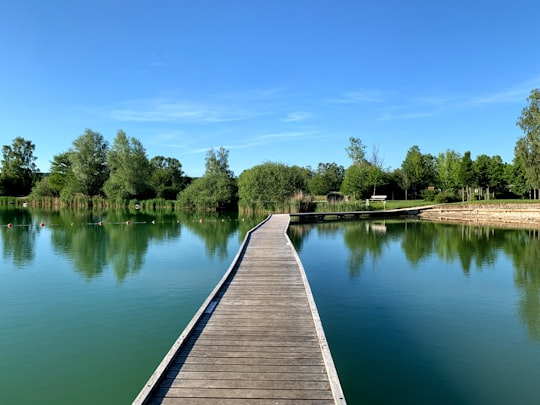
[434,191,460,203]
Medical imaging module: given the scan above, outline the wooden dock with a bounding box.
[290,206,435,222]
[133,214,346,405]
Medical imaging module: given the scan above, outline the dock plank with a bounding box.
[133,214,346,404]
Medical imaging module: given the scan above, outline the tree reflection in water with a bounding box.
[290,219,540,342]
[3,208,539,341]
[1,208,37,268]
[1,208,262,282]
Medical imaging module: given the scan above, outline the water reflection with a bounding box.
[1,208,262,283]
[508,229,540,340]
[290,219,540,341]
[289,221,397,276]
[0,208,37,267]
[181,213,239,260]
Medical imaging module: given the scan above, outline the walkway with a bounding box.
[133,214,346,404]
[290,205,436,222]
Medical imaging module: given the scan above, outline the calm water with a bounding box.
[290,220,540,405]
[2,209,540,404]
[0,207,263,405]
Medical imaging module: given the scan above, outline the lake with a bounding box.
[290,220,540,405]
[1,208,539,404]
[0,207,263,404]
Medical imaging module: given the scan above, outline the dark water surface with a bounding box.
[2,209,540,404]
[290,220,540,405]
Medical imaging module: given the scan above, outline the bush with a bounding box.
[434,191,460,203]
[422,189,437,201]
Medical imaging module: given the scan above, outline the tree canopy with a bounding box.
[178,146,237,211]
[401,145,435,199]
[69,129,110,197]
[0,137,39,196]
[516,88,540,197]
[238,162,309,209]
[308,162,344,195]
[345,137,367,165]
[149,156,186,199]
[103,130,152,201]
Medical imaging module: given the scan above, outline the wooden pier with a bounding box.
[133,214,346,404]
[290,206,435,222]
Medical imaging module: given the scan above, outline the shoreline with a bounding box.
[419,203,540,229]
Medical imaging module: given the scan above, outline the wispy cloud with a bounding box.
[159,131,320,156]
[429,78,540,110]
[377,77,540,121]
[110,98,262,123]
[328,91,383,104]
[464,87,532,106]
[221,131,320,151]
[465,76,540,106]
[281,112,312,122]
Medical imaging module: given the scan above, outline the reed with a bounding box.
[0,196,22,206]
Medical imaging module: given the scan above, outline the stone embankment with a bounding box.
[419,203,540,228]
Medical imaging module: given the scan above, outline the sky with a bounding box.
[1,0,540,177]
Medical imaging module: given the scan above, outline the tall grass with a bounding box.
[23,195,179,210]
[0,196,22,206]
[314,200,367,212]
[238,201,302,215]
[238,191,315,215]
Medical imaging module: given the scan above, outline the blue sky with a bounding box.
[1,0,539,177]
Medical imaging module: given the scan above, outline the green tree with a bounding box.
[401,145,435,199]
[488,155,505,198]
[103,130,152,201]
[516,89,540,198]
[29,177,56,199]
[205,146,233,177]
[178,147,237,211]
[459,151,475,201]
[48,151,74,196]
[345,136,367,165]
[341,163,370,199]
[308,162,344,195]
[435,149,461,193]
[507,159,529,198]
[178,174,237,211]
[149,156,186,199]
[366,145,387,195]
[474,154,505,199]
[0,137,40,196]
[342,138,388,199]
[69,129,109,197]
[238,162,309,209]
[474,154,490,199]
[393,168,410,199]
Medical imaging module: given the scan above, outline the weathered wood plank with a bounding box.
[170,364,329,374]
[163,370,331,382]
[154,387,333,400]
[160,378,331,390]
[133,214,346,404]
[148,398,336,405]
[173,355,325,366]
[175,350,324,360]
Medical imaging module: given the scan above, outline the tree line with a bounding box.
[2,89,540,210]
